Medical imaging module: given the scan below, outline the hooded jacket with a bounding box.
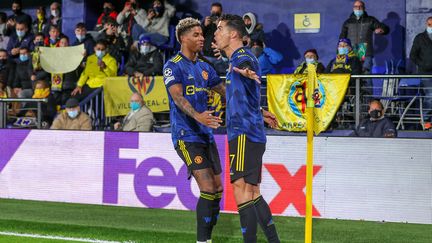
[243,12,265,43]
[339,11,389,57]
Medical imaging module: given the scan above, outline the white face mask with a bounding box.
[51,9,59,17]
[140,45,151,55]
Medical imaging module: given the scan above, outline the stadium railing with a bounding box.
[0,98,48,129]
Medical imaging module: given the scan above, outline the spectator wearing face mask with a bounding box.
[125,36,163,77]
[51,98,92,130]
[355,100,396,137]
[71,40,117,101]
[132,0,176,45]
[117,0,147,38]
[12,47,35,100]
[339,0,389,73]
[47,2,62,32]
[72,22,95,67]
[294,49,325,74]
[97,18,127,63]
[44,25,62,47]
[7,20,34,60]
[114,92,154,132]
[243,12,265,46]
[5,0,32,37]
[326,38,362,75]
[250,39,282,76]
[410,16,432,130]
[32,6,49,35]
[95,1,118,31]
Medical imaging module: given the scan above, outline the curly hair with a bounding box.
[175,17,201,43]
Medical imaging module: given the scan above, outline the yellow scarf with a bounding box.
[32,88,50,98]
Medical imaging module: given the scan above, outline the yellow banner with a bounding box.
[294,13,320,33]
[267,74,350,134]
[104,76,169,117]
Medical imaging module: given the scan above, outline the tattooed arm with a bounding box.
[169,84,222,129]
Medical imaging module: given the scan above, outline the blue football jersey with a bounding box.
[226,47,266,143]
[163,52,222,147]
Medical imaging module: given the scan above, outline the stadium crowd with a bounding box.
[0,0,430,135]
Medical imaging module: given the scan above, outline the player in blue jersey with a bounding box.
[214,14,280,243]
[163,17,226,243]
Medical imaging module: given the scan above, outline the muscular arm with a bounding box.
[211,82,226,100]
[168,83,198,118]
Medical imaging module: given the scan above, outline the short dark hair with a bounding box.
[96,39,108,47]
[60,35,69,42]
[12,0,22,6]
[15,20,28,27]
[252,39,263,48]
[427,16,432,22]
[49,25,60,32]
[219,14,247,38]
[35,32,45,39]
[211,2,222,10]
[0,49,7,54]
[355,0,365,8]
[19,46,29,52]
[75,22,86,30]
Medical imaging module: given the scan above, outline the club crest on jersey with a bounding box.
[194,155,203,164]
[202,70,208,81]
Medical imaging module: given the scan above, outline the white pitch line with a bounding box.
[0,231,124,243]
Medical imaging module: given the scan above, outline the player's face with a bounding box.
[182,26,204,53]
[214,20,231,51]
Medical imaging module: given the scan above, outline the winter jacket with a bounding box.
[257,47,283,75]
[12,60,33,89]
[0,61,15,87]
[72,33,96,58]
[243,12,265,43]
[125,50,163,76]
[355,117,397,137]
[339,12,389,57]
[142,2,176,37]
[202,21,217,57]
[326,52,362,75]
[409,31,432,73]
[6,32,35,58]
[50,111,92,130]
[77,53,118,88]
[32,19,49,36]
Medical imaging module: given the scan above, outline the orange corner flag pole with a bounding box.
[305,64,316,243]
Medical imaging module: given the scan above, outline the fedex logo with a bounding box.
[102,133,198,210]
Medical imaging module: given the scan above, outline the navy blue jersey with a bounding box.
[226,47,266,143]
[163,52,222,147]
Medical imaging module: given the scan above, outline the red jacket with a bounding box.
[97,11,118,25]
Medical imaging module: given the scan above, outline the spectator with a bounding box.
[47,2,62,32]
[97,18,126,63]
[125,36,163,77]
[355,100,397,137]
[50,98,92,130]
[0,49,13,96]
[73,22,95,63]
[95,1,118,31]
[132,0,176,45]
[32,6,48,35]
[117,0,147,39]
[33,32,45,48]
[31,32,45,73]
[243,12,265,45]
[51,36,80,105]
[7,20,34,60]
[71,40,117,101]
[202,2,228,75]
[410,16,432,129]
[12,47,34,99]
[5,0,32,36]
[294,49,325,74]
[339,0,389,73]
[0,12,9,50]
[114,93,154,132]
[326,38,362,75]
[22,80,57,127]
[250,39,282,76]
[44,25,61,47]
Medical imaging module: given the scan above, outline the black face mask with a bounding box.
[131,3,137,9]
[35,41,44,47]
[0,59,6,66]
[245,23,252,28]
[13,9,21,15]
[370,110,382,119]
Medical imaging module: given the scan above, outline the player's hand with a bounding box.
[233,67,261,84]
[194,110,222,129]
[262,109,278,129]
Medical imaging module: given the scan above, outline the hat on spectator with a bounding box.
[138,35,152,46]
[338,38,352,48]
[65,98,79,108]
[304,49,319,60]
